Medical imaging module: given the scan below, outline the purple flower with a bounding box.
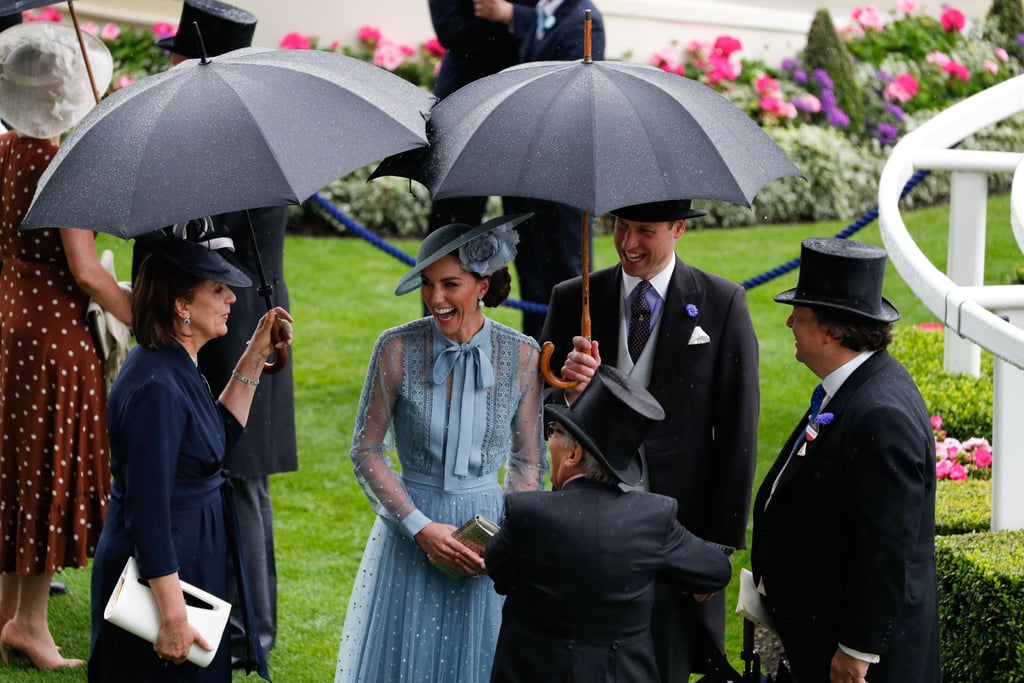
[1018,32,1024,47]
[885,103,906,123]
[686,303,699,318]
[820,89,837,110]
[876,69,893,82]
[781,57,800,71]
[812,68,834,91]
[875,122,899,145]
[816,412,834,426]
[793,69,808,85]
[826,107,851,128]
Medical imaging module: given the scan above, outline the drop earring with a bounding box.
[184,316,191,326]
[478,297,484,309]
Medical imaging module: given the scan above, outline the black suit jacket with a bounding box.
[429,0,520,99]
[752,351,940,683]
[511,0,606,62]
[486,479,731,683]
[541,259,759,548]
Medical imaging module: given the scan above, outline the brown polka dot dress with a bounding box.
[0,130,111,576]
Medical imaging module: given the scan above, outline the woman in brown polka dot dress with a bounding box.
[0,22,126,670]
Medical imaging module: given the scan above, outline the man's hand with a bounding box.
[561,337,601,404]
[474,0,514,25]
[830,648,870,683]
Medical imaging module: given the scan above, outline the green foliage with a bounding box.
[935,479,991,535]
[311,164,432,237]
[890,326,993,441]
[846,13,959,65]
[984,0,1024,61]
[101,25,171,87]
[802,9,865,131]
[936,530,1024,682]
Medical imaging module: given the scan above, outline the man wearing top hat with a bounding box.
[540,199,759,681]
[751,238,940,683]
[486,365,732,683]
[138,0,298,667]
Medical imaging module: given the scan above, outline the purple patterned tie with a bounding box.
[628,281,653,362]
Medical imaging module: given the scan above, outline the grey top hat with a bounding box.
[149,237,252,287]
[394,213,532,296]
[611,199,707,222]
[0,22,114,139]
[157,0,257,58]
[545,365,665,486]
[774,237,900,322]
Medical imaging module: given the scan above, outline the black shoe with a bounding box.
[49,581,67,596]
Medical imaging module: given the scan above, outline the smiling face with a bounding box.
[175,279,236,353]
[420,254,489,344]
[613,216,685,280]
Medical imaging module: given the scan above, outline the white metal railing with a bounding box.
[878,73,1024,532]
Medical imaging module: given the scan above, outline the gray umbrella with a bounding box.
[373,57,803,216]
[0,0,105,103]
[21,46,434,237]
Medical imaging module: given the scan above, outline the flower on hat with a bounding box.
[460,224,520,277]
[686,304,699,318]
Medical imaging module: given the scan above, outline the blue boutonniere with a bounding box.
[805,412,834,442]
[685,303,699,318]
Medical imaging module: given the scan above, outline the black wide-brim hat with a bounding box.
[157,0,257,59]
[394,213,532,296]
[775,237,900,322]
[611,199,706,222]
[545,365,665,486]
[149,236,252,287]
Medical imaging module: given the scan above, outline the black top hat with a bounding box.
[545,366,665,486]
[157,0,257,59]
[611,199,707,222]
[774,237,900,322]
[0,12,22,32]
[149,237,252,287]
[394,213,532,295]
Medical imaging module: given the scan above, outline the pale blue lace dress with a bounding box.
[335,317,546,683]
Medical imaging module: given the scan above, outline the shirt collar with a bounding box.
[821,350,876,403]
[621,258,676,302]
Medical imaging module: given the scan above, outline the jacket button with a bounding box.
[611,641,621,650]
[566,640,575,650]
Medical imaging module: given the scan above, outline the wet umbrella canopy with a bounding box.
[373,57,803,216]
[20,46,434,236]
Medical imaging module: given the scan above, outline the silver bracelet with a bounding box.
[231,370,259,387]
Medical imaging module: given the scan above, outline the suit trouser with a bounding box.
[227,475,278,660]
[651,583,726,683]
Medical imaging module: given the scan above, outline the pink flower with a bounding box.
[996,47,1009,62]
[713,35,742,58]
[943,61,970,81]
[27,7,62,22]
[926,51,951,68]
[759,95,797,119]
[973,447,993,468]
[373,39,411,71]
[793,93,821,113]
[944,439,962,458]
[685,39,712,58]
[100,23,121,42]
[936,459,953,478]
[898,0,920,13]
[941,6,966,33]
[883,73,918,102]
[984,59,999,75]
[80,21,99,36]
[918,322,944,331]
[358,26,382,45]
[279,32,312,50]
[755,74,779,94]
[852,5,885,31]
[153,22,176,40]
[948,463,968,480]
[424,37,446,58]
[651,45,683,74]
[113,74,134,90]
[962,437,990,451]
[705,53,739,84]
[930,415,943,431]
[329,40,341,51]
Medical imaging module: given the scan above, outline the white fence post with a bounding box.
[944,171,986,377]
[992,309,1024,531]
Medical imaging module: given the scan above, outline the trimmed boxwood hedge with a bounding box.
[935,479,991,536]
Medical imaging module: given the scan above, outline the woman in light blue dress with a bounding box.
[335,215,546,683]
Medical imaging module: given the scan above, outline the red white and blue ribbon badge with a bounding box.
[804,412,834,443]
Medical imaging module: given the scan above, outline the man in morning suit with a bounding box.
[486,365,732,683]
[540,199,759,682]
[751,238,940,683]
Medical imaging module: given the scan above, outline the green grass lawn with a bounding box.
[21,193,1016,682]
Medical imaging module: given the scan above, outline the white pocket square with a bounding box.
[688,326,711,345]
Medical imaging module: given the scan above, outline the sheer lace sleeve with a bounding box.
[349,329,430,538]
[503,336,547,493]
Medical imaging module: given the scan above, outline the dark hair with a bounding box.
[481,267,511,308]
[132,253,202,349]
[812,307,893,352]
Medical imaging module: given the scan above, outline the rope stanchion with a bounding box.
[311,193,548,315]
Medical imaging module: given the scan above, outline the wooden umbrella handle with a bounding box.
[67,1,102,104]
[262,318,290,375]
[540,212,592,390]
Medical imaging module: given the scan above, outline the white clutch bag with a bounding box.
[103,556,231,668]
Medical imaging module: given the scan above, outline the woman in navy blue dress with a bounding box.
[89,238,291,683]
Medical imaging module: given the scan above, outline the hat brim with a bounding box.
[774,289,901,323]
[394,213,532,296]
[545,403,644,487]
[149,238,253,287]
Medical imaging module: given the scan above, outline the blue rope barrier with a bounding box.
[314,166,931,310]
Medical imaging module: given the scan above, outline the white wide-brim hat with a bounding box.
[0,22,114,139]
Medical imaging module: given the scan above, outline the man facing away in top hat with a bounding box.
[751,238,940,683]
[486,365,732,683]
[139,0,298,668]
[540,198,759,681]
